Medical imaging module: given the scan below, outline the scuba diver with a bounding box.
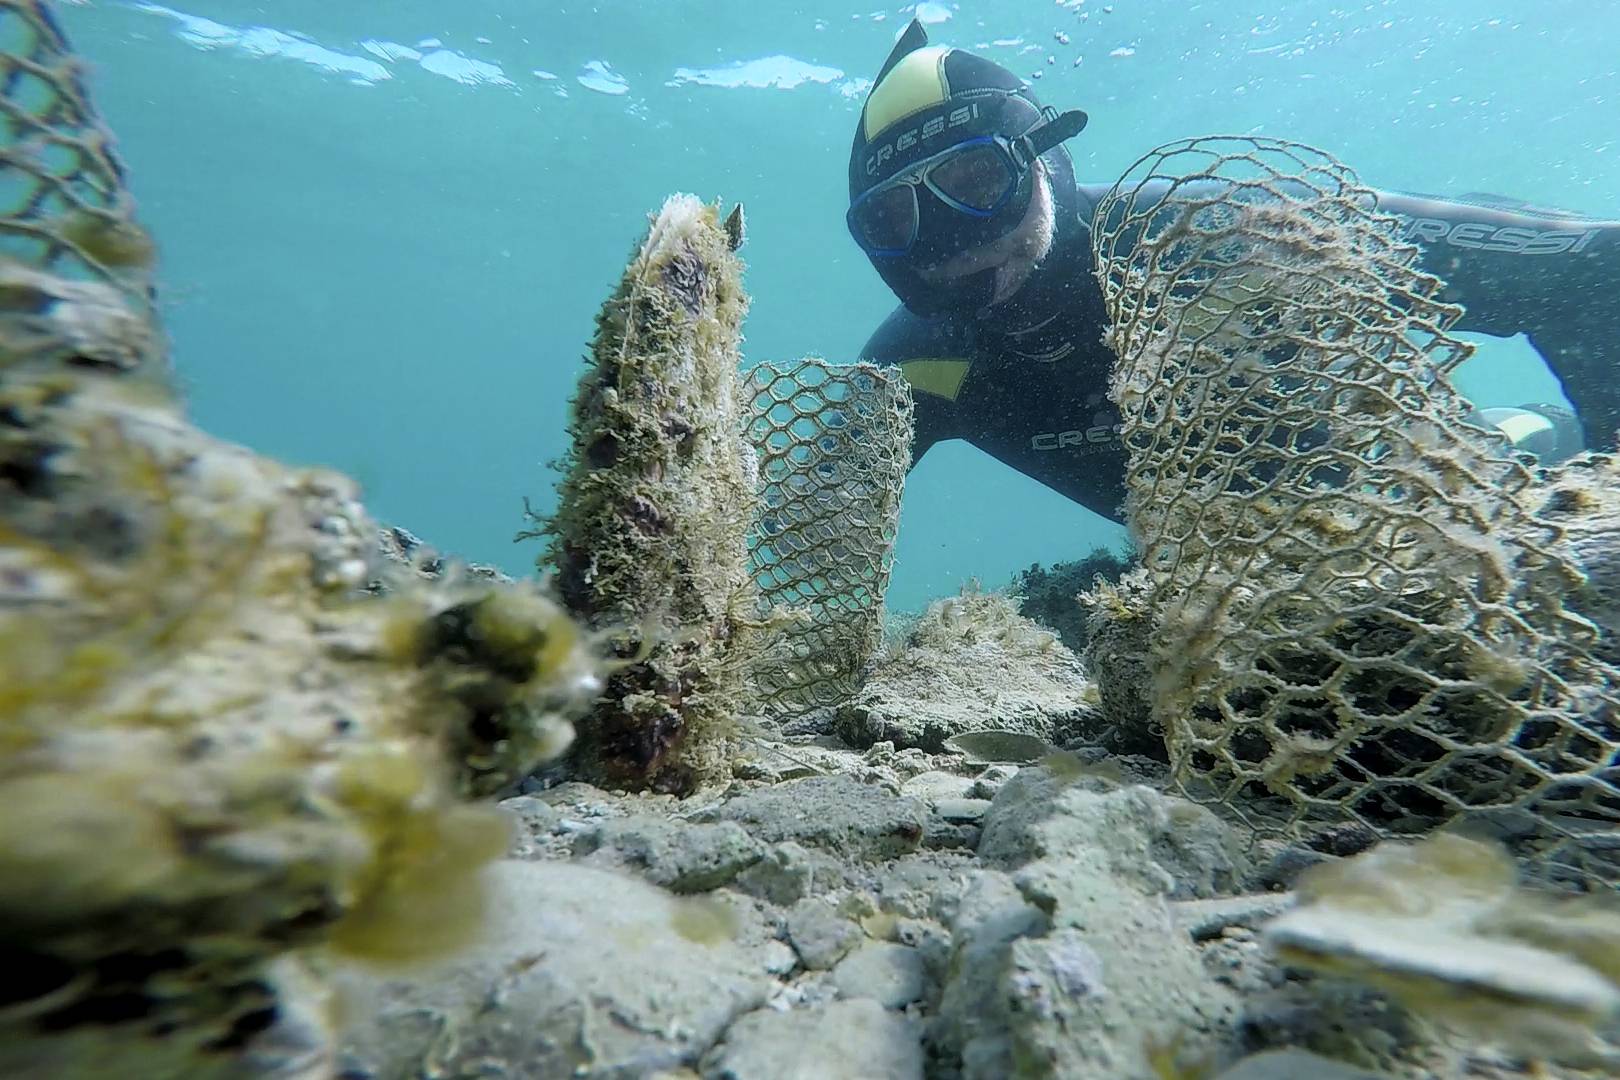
[849,20,1619,522]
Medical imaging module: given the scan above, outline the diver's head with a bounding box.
[847,20,1088,318]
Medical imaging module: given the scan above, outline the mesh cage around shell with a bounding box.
[0,1,152,307]
[1092,135,1620,889]
[745,358,913,718]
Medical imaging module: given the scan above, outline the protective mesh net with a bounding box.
[1092,135,1620,888]
[0,1,151,307]
[745,357,913,717]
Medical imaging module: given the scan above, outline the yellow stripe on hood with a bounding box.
[863,45,952,141]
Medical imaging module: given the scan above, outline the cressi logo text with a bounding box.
[865,103,981,176]
[1031,423,1123,452]
[1403,218,1599,255]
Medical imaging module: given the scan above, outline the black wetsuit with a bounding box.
[860,185,1620,522]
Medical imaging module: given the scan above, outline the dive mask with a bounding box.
[847,105,1088,259]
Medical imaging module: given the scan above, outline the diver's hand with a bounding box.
[1475,403,1586,465]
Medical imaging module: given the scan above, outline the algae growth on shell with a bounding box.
[535,193,913,794]
[537,193,761,795]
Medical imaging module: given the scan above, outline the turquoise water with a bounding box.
[62,0,1615,613]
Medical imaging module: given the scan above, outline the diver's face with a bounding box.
[916,161,1055,307]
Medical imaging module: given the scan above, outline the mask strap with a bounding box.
[1009,107,1089,169]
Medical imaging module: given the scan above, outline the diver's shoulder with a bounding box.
[859,304,974,365]
[1075,181,1118,207]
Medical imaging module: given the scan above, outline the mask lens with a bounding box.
[928,143,1015,212]
[851,183,918,254]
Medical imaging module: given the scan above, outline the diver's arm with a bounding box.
[1371,191,1616,334]
[1081,178,1620,451]
[857,304,968,465]
[1372,190,1620,447]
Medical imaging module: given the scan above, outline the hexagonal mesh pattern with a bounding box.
[1092,135,1620,887]
[0,1,151,307]
[745,358,913,717]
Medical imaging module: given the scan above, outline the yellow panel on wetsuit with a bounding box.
[898,358,971,401]
[863,45,952,141]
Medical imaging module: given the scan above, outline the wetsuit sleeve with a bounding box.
[1371,192,1620,446]
[857,304,972,466]
[1086,180,1620,448]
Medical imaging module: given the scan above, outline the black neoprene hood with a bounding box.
[848,31,1037,199]
[848,20,1088,318]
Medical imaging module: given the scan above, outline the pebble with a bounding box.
[1171,893,1295,942]
[786,899,865,971]
[933,798,991,823]
[832,942,930,1008]
[737,840,819,906]
[1212,1050,1394,1080]
[700,999,924,1080]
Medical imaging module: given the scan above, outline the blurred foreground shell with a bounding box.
[1265,834,1620,1069]
[0,4,598,1076]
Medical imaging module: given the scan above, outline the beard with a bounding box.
[916,161,1057,308]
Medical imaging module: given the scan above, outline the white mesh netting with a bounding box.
[0,1,151,307]
[1092,135,1619,888]
[745,357,913,717]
